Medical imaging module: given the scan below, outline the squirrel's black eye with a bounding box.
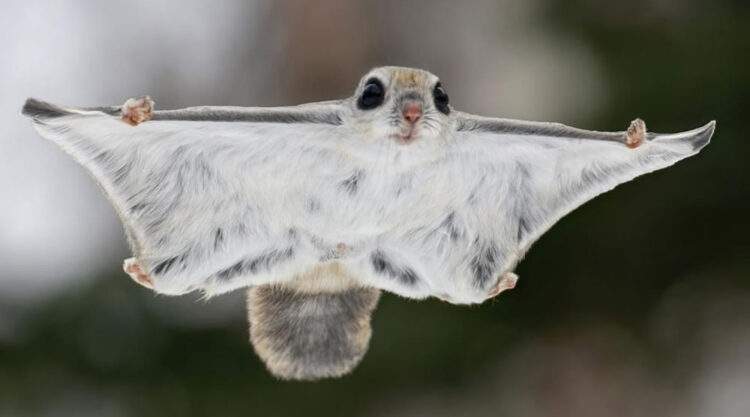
[433,82,450,115]
[357,78,385,110]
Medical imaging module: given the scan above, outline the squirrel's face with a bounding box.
[346,66,454,144]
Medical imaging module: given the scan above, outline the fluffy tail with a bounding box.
[248,282,381,381]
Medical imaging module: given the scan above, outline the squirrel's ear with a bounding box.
[247,285,380,381]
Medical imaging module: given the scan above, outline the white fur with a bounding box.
[25,67,714,305]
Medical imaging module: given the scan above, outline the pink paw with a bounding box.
[488,272,518,298]
[123,257,154,289]
[625,118,647,149]
[120,96,154,126]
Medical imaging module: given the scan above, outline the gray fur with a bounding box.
[469,239,499,289]
[21,97,342,125]
[248,285,380,381]
[512,162,533,243]
[215,248,295,282]
[152,255,182,275]
[213,228,224,249]
[151,107,342,125]
[306,198,321,213]
[340,170,363,195]
[457,115,626,142]
[370,251,420,286]
[395,91,423,106]
[21,98,70,119]
[440,212,463,241]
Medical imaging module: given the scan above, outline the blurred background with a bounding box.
[1,0,748,416]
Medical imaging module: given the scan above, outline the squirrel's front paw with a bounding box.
[625,118,647,148]
[120,96,154,126]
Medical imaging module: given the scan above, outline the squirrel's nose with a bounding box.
[402,103,422,124]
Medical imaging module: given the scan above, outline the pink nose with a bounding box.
[402,103,422,124]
